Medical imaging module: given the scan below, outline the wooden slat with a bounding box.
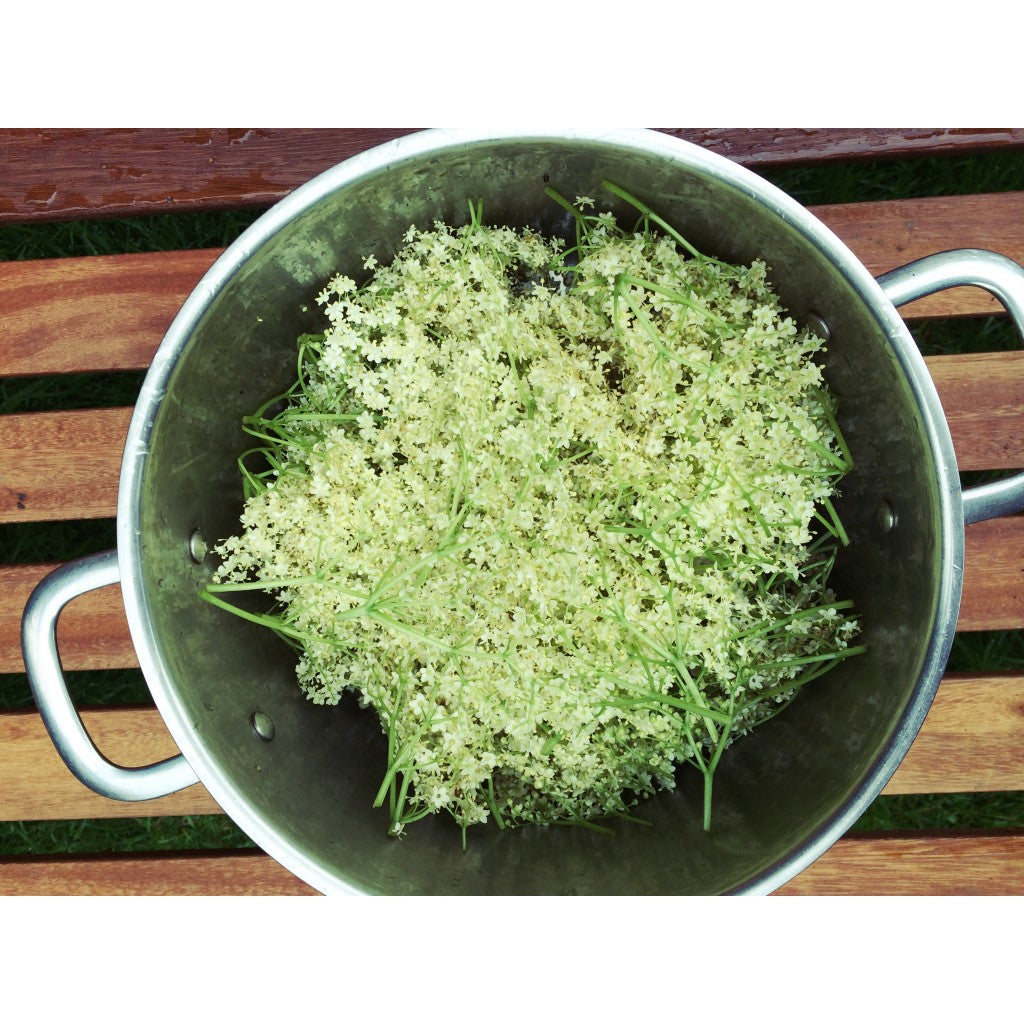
[0,707,222,820]
[0,849,315,896]
[0,564,137,674]
[815,192,1024,318]
[882,673,1024,795]
[777,831,1024,895]
[4,129,1023,225]
[959,517,1024,632]
[1,831,1023,894]
[926,351,1024,471]
[0,129,418,223]
[0,407,130,523]
[0,250,219,376]
[2,194,1023,380]
[2,671,1020,824]
[658,128,1024,170]
[0,249,220,375]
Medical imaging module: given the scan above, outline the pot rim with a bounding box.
[116,128,963,895]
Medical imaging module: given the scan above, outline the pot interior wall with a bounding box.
[134,136,945,893]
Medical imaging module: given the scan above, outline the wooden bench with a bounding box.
[2,128,1023,895]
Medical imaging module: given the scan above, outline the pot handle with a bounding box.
[877,248,1024,525]
[21,549,200,801]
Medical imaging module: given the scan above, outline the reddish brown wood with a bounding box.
[815,193,1024,317]
[0,565,137,674]
[4,129,1024,225]
[0,707,222,820]
[0,249,220,375]
[0,407,130,523]
[926,351,1024,472]
[1,831,1023,894]
[659,127,1024,169]
[882,673,1024,795]
[0,129,418,223]
[0,849,314,896]
[960,517,1024,632]
[776,831,1024,895]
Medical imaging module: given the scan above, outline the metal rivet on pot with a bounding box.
[188,530,208,563]
[251,711,276,741]
[805,311,832,342]
[876,500,897,533]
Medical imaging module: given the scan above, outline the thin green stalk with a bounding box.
[197,590,309,643]
[207,576,372,603]
[600,689,732,725]
[815,496,851,546]
[728,599,856,642]
[813,386,854,470]
[602,180,725,268]
[620,273,732,332]
[756,643,868,673]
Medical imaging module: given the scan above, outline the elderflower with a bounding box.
[207,187,862,840]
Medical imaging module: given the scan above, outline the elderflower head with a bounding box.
[209,192,861,839]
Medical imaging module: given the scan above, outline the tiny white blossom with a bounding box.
[210,201,860,839]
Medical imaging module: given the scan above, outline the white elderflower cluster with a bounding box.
[208,190,862,839]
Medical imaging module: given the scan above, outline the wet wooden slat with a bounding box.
[0,128,417,223]
[5,128,1024,225]
[659,128,1024,170]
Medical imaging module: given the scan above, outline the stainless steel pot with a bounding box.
[22,129,1024,894]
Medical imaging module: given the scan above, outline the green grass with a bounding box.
[0,816,255,857]
[0,208,263,261]
[854,791,1024,832]
[2,139,1023,861]
[764,147,1024,205]
[1,371,147,416]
